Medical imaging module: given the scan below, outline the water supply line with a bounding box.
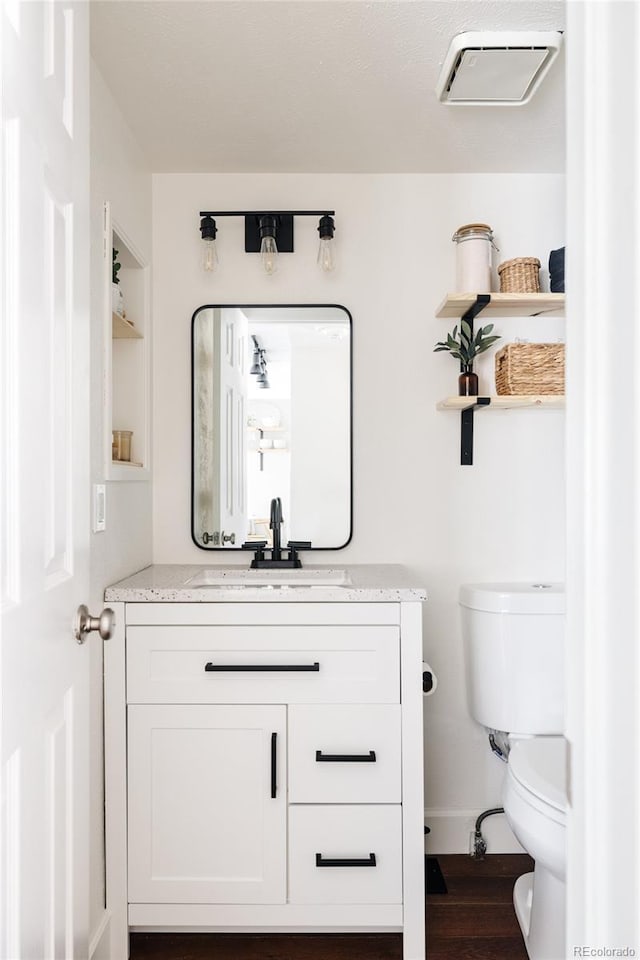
[471,807,505,859]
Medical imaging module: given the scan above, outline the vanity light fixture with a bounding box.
[257,361,270,390]
[250,336,262,375]
[250,336,270,389]
[199,215,218,272]
[198,210,336,275]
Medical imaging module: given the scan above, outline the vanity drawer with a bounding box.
[288,805,402,904]
[126,625,400,704]
[288,705,401,803]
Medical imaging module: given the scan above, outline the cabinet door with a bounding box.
[127,704,286,904]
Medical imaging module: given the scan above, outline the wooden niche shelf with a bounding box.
[112,312,143,340]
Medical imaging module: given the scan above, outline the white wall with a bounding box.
[152,172,565,852]
[89,61,152,937]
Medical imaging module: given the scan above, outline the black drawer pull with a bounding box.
[204,662,320,672]
[315,750,376,763]
[271,732,277,799]
[315,853,377,868]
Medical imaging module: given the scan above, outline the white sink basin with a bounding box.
[185,568,351,588]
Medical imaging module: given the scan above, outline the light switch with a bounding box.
[93,484,106,532]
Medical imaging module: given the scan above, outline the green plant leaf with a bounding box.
[112,247,122,285]
[475,337,501,355]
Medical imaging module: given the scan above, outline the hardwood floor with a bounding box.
[426,854,533,960]
[129,854,533,960]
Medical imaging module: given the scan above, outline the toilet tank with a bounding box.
[460,583,565,736]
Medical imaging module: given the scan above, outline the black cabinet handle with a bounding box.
[315,853,377,868]
[271,732,277,799]
[204,662,320,672]
[315,750,376,763]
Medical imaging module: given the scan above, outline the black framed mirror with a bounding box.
[191,304,352,550]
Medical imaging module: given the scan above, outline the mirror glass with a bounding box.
[192,304,352,550]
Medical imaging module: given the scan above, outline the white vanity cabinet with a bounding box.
[104,571,426,960]
[127,703,287,905]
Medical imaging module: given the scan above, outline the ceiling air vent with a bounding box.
[436,31,563,106]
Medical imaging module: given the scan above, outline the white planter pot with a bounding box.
[112,283,124,317]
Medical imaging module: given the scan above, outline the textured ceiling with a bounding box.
[90,0,565,173]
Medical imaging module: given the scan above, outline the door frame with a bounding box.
[566,2,640,953]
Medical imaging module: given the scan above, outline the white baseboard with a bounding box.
[89,910,112,960]
[424,809,526,856]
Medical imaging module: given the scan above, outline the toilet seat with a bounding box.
[508,737,567,820]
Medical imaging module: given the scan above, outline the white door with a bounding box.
[1,3,91,958]
[127,704,286,904]
[218,308,248,546]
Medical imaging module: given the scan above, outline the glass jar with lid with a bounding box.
[112,430,133,462]
[452,223,496,293]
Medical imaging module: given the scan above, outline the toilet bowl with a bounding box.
[504,736,567,960]
[460,583,567,960]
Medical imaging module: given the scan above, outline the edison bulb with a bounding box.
[260,236,278,275]
[317,236,336,272]
[202,238,218,273]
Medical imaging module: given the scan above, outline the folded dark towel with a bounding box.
[549,247,565,293]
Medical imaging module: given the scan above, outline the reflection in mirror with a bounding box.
[192,305,352,550]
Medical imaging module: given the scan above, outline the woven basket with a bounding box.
[497,257,541,293]
[495,343,565,395]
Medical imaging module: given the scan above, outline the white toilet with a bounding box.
[460,582,567,960]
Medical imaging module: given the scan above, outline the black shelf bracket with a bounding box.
[461,398,491,465]
[459,294,491,466]
[462,293,491,328]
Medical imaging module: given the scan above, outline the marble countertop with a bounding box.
[105,564,427,603]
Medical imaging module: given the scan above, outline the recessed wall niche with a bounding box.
[104,201,151,480]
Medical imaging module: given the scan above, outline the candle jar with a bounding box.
[112,430,133,462]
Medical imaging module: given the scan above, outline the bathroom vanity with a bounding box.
[103,564,426,960]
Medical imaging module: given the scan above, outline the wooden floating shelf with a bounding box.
[112,312,143,339]
[437,395,565,411]
[436,293,565,320]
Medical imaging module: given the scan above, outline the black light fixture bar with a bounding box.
[199,210,335,217]
[197,210,336,260]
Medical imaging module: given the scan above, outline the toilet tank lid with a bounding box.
[509,737,567,812]
[459,582,565,614]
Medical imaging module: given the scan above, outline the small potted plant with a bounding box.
[434,320,501,396]
[112,248,124,317]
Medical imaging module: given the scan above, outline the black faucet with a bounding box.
[241,497,311,569]
[270,496,283,561]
